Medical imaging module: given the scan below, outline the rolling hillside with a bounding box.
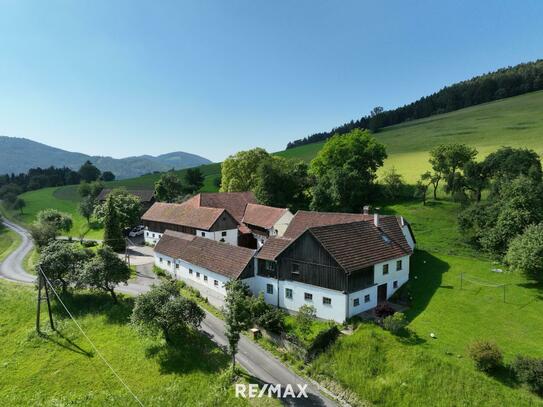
[5,90,543,238]
[0,136,211,179]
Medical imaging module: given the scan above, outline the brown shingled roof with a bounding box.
[242,203,288,229]
[183,192,257,223]
[256,236,293,261]
[97,188,155,202]
[308,220,412,272]
[141,202,228,230]
[154,230,255,279]
[283,210,373,239]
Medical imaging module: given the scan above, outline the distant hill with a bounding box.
[0,136,212,179]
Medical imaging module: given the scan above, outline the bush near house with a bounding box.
[468,340,503,372]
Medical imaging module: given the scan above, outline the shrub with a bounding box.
[256,307,285,333]
[296,304,317,338]
[511,356,543,395]
[468,340,503,372]
[375,303,395,318]
[505,223,543,281]
[382,312,408,334]
[307,325,340,360]
[81,240,97,248]
[153,265,166,277]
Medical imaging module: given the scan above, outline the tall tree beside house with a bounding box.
[78,246,131,303]
[131,281,204,342]
[183,167,205,194]
[78,160,101,183]
[253,157,311,211]
[93,189,141,230]
[220,147,271,192]
[103,196,125,252]
[224,280,253,372]
[154,172,185,203]
[309,129,387,212]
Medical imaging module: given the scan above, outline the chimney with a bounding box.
[374,207,381,227]
[363,205,371,215]
[400,216,405,227]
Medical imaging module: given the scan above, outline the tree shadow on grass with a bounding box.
[404,250,450,322]
[144,329,230,375]
[51,291,134,325]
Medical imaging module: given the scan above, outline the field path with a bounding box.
[0,219,337,407]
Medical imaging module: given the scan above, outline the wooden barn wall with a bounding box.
[209,211,239,231]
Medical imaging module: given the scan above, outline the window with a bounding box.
[204,275,208,282]
[285,288,293,299]
[220,238,225,242]
[383,264,389,275]
[214,280,219,286]
[364,294,370,303]
[175,263,179,269]
[146,232,149,236]
[291,263,300,279]
[265,261,275,272]
[266,284,274,294]
[159,257,163,263]
[201,232,205,237]
[189,268,193,275]
[167,260,171,266]
[221,231,227,237]
[304,292,313,301]
[152,233,155,238]
[396,260,403,271]
[196,272,200,278]
[323,297,332,305]
[393,280,398,289]
[353,298,360,307]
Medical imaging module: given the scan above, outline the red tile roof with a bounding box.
[141,202,228,231]
[308,220,412,272]
[283,210,373,239]
[154,230,255,279]
[184,192,257,223]
[255,236,293,261]
[242,203,288,229]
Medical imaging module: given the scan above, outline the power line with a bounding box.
[38,266,144,407]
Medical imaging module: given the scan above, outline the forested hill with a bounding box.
[0,136,211,179]
[287,59,543,149]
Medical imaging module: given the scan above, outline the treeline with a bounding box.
[287,59,543,149]
[0,166,81,193]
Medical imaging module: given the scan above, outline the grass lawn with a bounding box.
[0,280,277,406]
[0,224,21,262]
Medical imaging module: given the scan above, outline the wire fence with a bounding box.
[460,272,507,302]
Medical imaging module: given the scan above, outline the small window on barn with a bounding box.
[383,264,389,275]
[214,280,219,286]
[167,260,171,266]
[196,272,200,278]
[189,268,193,275]
[266,284,273,294]
[285,288,293,299]
[323,297,332,305]
[304,292,313,301]
[353,298,360,307]
[201,232,205,237]
[396,260,402,271]
[152,233,155,238]
[175,264,179,269]
[159,257,163,263]
[204,275,208,282]
[393,280,398,289]
[222,231,227,236]
[265,261,275,272]
[291,263,300,279]
[364,294,370,303]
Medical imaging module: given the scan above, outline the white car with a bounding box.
[128,225,145,237]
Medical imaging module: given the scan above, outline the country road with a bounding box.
[0,219,338,407]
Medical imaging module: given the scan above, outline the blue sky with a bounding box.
[0,1,542,162]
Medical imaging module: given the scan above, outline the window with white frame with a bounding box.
[266,284,273,294]
[159,257,163,263]
[396,260,402,271]
[353,298,360,307]
[196,272,200,278]
[364,294,370,303]
[221,231,227,236]
[214,280,219,286]
[204,275,208,282]
[393,280,398,288]
[323,297,332,305]
[189,268,193,275]
[383,264,389,275]
[201,232,205,237]
[304,292,313,301]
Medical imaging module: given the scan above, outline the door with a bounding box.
[377,283,388,303]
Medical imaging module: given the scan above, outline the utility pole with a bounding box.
[36,268,55,333]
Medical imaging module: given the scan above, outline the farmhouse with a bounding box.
[152,197,416,322]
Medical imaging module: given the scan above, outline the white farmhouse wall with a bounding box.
[145,229,162,245]
[154,252,175,273]
[401,224,416,250]
[374,255,410,298]
[196,228,238,246]
[347,285,378,318]
[273,211,294,237]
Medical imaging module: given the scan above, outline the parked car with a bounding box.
[128,225,145,237]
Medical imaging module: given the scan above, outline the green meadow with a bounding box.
[0,280,278,406]
[0,224,21,261]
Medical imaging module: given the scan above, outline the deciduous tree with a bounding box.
[78,160,101,183]
[154,172,184,203]
[224,280,253,371]
[506,223,543,282]
[103,196,125,252]
[220,148,271,192]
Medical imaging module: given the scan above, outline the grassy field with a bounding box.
[0,224,21,262]
[306,196,543,406]
[0,280,277,406]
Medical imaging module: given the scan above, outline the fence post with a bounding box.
[460,272,463,290]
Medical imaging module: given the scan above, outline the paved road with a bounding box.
[0,219,337,406]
